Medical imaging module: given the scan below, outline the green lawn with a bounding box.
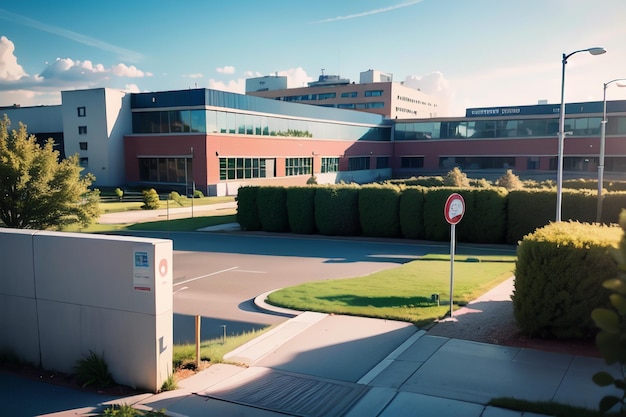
[100,196,235,213]
[173,326,272,368]
[267,254,516,327]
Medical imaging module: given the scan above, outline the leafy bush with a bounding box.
[236,186,261,231]
[306,175,318,185]
[513,222,620,339]
[458,187,507,244]
[160,374,178,392]
[443,167,470,187]
[591,210,626,414]
[193,189,204,198]
[257,186,289,232]
[399,186,426,239]
[422,188,458,241]
[74,350,114,389]
[358,184,401,237]
[496,169,523,190]
[114,188,124,201]
[141,189,160,210]
[102,404,168,416]
[314,185,361,236]
[506,189,555,244]
[168,191,183,206]
[286,186,317,234]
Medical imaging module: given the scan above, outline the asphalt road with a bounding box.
[111,230,516,343]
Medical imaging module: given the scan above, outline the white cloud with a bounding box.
[216,66,235,74]
[111,63,152,77]
[313,0,423,23]
[0,36,153,103]
[404,72,452,98]
[208,78,245,93]
[0,36,28,81]
[278,67,313,88]
[184,73,203,79]
[244,70,262,78]
[123,83,141,93]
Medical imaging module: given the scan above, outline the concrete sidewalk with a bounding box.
[10,305,617,417]
[4,213,618,416]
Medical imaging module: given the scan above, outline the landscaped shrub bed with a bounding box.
[512,222,621,339]
[235,182,626,244]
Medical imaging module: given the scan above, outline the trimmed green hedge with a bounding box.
[315,185,361,236]
[512,222,620,339]
[257,186,289,232]
[399,187,425,239]
[236,186,261,231]
[235,184,626,244]
[286,186,317,234]
[358,184,401,238]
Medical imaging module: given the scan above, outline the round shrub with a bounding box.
[513,221,621,339]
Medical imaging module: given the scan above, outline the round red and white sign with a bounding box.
[444,193,465,225]
[159,258,168,277]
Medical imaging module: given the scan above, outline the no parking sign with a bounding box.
[444,193,465,318]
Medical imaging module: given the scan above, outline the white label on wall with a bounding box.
[133,250,153,292]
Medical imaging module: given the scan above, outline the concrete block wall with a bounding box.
[0,229,173,392]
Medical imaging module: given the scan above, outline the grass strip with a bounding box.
[267,254,515,327]
[173,326,272,368]
[490,397,611,417]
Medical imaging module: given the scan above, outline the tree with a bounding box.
[0,115,100,230]
[443,167,470,187]
[496,169,523,190]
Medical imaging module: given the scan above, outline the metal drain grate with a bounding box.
[200,368,369,417]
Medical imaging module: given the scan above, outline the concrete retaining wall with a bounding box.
[0,229,173,392]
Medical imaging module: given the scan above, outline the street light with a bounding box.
[597,78,626,223]
[556,47,606,222]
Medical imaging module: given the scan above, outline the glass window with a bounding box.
[78,126,87,135]
[219,157,268,180]
[77,107,86,117]
[79,157,88,167]
[206,110,218,133]
[285,157,312,176]
[376,156,389,169]
[348,156,370,171]
[341,92,357,98]
[401,157,424,169]
[321,157,339,173]
[79,142,88,150]
[318,92,336,100]
[365,90,383,97]
[190,110,206,133]
[366,102,385,109]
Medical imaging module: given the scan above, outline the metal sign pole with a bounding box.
[449,223,456,318]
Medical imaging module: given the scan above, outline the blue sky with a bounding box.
[1,0,626,116]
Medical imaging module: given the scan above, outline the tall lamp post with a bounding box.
[556,47,606,222]
[597,78,626,223]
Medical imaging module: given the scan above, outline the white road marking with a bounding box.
[173,286,189,294]
[173,266,239,286]
[233,269,266,274]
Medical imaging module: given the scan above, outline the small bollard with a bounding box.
[221,325,227,344]
[431,293,440,306]
[195,315,201,368]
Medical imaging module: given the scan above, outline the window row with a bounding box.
[397,96,435,106]
[220,157,272,180]
[337,102,386,110]
[133,110,207,134]
[132,110,390,141]
[395,116,626,140]
[139,158,193,184]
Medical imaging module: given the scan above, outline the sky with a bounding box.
[1,0,626,116]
